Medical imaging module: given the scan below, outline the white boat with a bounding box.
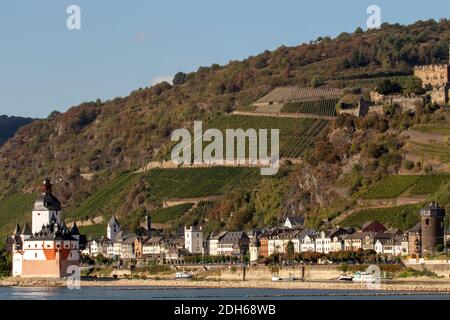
[338,274,353,281]
[271,274,299,282]
[175,272,193,279]
[352,271,379,283]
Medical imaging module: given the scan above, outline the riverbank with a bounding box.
[2,277,450,293]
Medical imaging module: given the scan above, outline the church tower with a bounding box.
[146,211,152,237]
[107,216,121,241]
[31,179,61,234]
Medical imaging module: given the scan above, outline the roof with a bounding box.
[13,224,20,237]
[285,216,305,227]
[21,223,32,236]
[108,216,120,228]
[70,222,80,235]
[33,193,61,211]
[218,231,249,244]
[26,223,78,241]
[407,223,421,233]
[360,221,387,233]
[255,86,342,104]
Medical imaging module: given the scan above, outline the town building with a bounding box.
[216,231,250,257]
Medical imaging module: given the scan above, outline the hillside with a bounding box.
[0,115,35,146]
[1,19,450,239]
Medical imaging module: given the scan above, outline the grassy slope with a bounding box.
[67,172,140,220]
[0,193,35,238]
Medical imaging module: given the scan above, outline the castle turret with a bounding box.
[420,202,445,255]
[31,179,62,234]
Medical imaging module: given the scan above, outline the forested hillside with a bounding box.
[1,19,450,238]
[0,115,34,146]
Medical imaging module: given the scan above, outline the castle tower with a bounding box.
[420,202,445,255]
[31,179,61,234]
[184,226,203,254]
[249,236,261,263]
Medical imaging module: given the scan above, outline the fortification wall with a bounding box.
[414,65,449,88]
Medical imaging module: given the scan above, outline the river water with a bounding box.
[1,287,450,300]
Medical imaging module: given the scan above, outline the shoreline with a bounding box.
[2,277,450,293]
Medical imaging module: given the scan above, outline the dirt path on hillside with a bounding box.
[232,110,335,120]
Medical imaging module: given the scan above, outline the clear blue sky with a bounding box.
[1,0,449,118]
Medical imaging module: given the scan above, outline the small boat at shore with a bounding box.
[175,272,193,279]
[338,274,353,281]
[271,274,301,282]
[352,271,379,283]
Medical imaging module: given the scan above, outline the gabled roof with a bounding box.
[218,231,249,244]
[285,216,305,227]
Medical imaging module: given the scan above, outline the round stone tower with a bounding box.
[249,236,261,263]
[420,202,445,255]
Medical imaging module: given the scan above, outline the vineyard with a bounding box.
[144,167,261,200]
[340,204,421,230]
[362,174,450,199]
[412,123,450,135]
[148,203,194,224]
[207,115,329,158]
[407,174,450,195]
[281,99,338,116]
[0,193,35,238]
[68,172,139,220]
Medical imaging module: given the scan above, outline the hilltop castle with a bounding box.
[413,43,450,105]
[9,179,85,278]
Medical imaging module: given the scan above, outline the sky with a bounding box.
[1,0,450,118]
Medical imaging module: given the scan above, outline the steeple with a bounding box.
[146,210,152,237]
[21,223,32,236]
[70,222,80,236]
[42,178,53,194]
[13,224,20,237]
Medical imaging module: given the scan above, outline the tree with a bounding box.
[403,77,426,95]
[354,27,363,34]
[376,79,402,95]
[286,241,295,255]
[173,72,187,86]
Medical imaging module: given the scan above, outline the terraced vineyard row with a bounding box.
[281,119,329,158]
[362,174,450,199]
[206,115,329,158]
[144,167,261,200]
[281,99,338,116]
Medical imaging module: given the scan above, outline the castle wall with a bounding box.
[414,65,450,89]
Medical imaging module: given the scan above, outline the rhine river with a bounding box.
[1,287,450,300]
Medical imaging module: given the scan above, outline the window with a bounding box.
[35,253,37,258]
[426,219,429,226]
